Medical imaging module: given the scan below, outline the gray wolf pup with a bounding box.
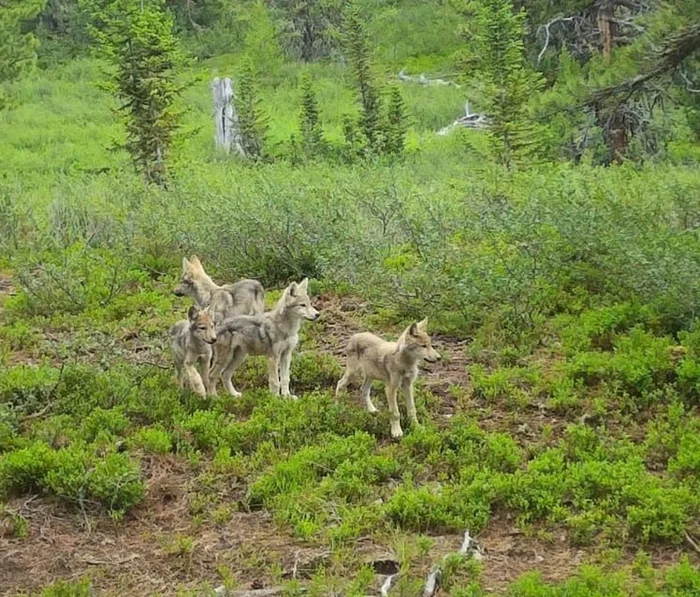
[169,305,217,397]
[173,256,265,394]
[214,278,319,399]
[173,256,264,322]
[335,318,441,438]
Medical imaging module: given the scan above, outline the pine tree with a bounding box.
[0,0,45,83]
[298,73,324,158]
[384,86,408,157]
[242,0,283,79]
[237,60,269,160]
[269,0,344,61]
[459,0,543,167]
[342,5,383,155]
[83,0,190,187]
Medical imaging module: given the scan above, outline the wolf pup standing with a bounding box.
[214,278,319,399]
[173,256,264,321]
[335,318,441,438]
[170,305,217,397]
[174,256,265,394]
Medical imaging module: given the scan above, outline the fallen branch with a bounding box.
[132,358,170,370]
[81,553,141,566]
[537,16,580,64]
[215,588,306,597]
[397,69,462,88]
[422,530,484,597]
[685,531,700,555]
[380,574,397,597]
[438,102,490,136]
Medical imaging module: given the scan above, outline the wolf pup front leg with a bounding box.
[215,278,319,399]
[169,305,218,398]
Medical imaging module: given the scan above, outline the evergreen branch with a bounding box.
[586,23,700,106]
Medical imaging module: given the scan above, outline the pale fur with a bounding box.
[213,278,319,399]
[173,256,264,321]
[169,305,217,397]
[173,256,265,394]
[335,318,441,438]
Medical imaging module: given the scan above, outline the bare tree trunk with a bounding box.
[212,77,246,157]
[597,1,627,162]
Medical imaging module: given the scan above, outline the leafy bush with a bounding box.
[248,431,376,507]
[10,244,149,317]
[44,446,144,514]
[0,441,144,515]
[0,442,57,495]
[127,425,173,455]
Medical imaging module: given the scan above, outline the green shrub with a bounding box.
[0,442,56,495]
[566,328,675,400]
[668,433,700,481]
[45,446,144,515]
[80,407,129,443]
[177,410,227,452]
[554,303,654,353]
[39,577,92,597]
[384,477,492,533]
[127,426,173,455]
[11,244,149,317]
[248,432,376,507]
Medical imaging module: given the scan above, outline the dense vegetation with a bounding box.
[0,0,699,595]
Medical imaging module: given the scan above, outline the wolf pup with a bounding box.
[335,318,441,438]
[169,305,217,397]
[174,256,265,394]
[173,256,264,322]
[214,278,319,399]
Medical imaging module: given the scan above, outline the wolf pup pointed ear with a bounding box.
[417,317,428,331]
[409,322,419,336]
[187,305,199,321]
[182,257,192,273]
[288,281,298,297]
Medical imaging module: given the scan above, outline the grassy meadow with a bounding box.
[1,24,700,597]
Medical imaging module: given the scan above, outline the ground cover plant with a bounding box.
[1,0,699,595]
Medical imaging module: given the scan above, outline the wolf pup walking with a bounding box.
[214,278,319,399]
[335,318,441,438]
[173,256,265,394]
[170,305,217,397]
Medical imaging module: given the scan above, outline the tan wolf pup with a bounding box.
[335,318,441,438]
[169,305,217,397]
[173,256,265,394]
[173,256,264,322]
[214,278,319,399]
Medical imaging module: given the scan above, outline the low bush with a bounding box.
[0,441,144,515]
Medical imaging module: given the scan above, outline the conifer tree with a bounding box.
[0,0,45,84]
[384,86,408,157]
[342,4,383,155]
[459,0,543,167]
[298,72,324,158]
[83,0,190,186]
[237,60,269,160]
